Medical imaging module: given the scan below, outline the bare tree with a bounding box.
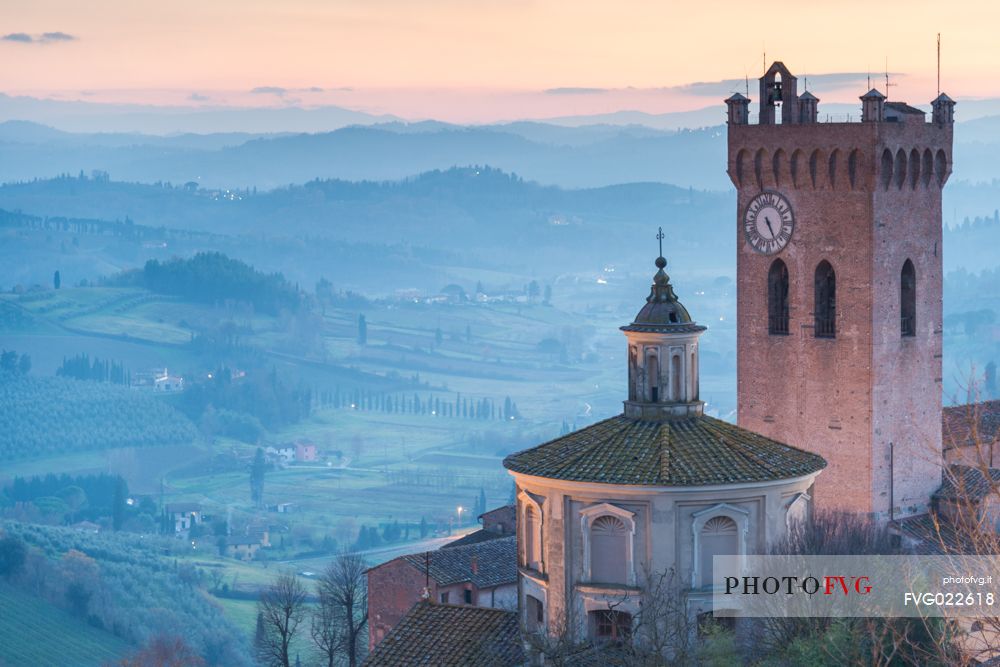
[257,571,307,667]
[314,552,368,667]
[310,591,342,667]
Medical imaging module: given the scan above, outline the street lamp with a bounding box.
[457,505,464,527]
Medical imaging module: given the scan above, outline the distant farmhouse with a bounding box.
[164,502,202,537]
[133,367,184,392]
[225,528,270,561]
[266,439,319,466]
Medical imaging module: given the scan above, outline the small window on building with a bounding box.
[901,259,916,337]
[768,259,790,335]
[590,610,632,642]
[526,595,544,632]
[814,260,836,338]
[440,592,449,604]
[464,589,473,605]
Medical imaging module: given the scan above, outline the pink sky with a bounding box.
[3,0,998,123]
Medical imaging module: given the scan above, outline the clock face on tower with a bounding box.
[743,191,794,255]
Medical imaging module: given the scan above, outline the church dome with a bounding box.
[621,256,704,333]
[503,413,826,486]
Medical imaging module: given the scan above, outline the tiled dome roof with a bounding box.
[503,414,826,486]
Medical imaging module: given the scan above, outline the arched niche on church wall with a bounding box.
[690,503,750,590]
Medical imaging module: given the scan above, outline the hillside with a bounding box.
[2,115,1000,192]
[0,372,198,460]
[0,121,729,190]
[0,168,735,289]
[3,522,252,665]
[0,582,130,667]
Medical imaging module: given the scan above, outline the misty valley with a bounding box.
[1,112,999,666]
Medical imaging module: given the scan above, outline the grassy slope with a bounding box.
[0,582,130,667]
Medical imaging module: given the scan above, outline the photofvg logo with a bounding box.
[712,555,1000,618]
[724,574,872,597]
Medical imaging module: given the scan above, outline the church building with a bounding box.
[503,251,827,642]
[503,62,961,648]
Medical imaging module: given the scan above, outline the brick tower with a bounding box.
[727,62,955,519]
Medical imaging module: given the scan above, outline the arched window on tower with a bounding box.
[671,354,682,401]
[768,259,790,335]
[690,350,697,400]
[524,504,541,571]
[647,352,659,402]
[814,261,836,338]
[901,260,916,337]
[628,346,637,401]
[589,515,628,584]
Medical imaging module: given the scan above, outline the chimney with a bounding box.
[861,88,886,123]
[725,93,750,125]
[932,93,955,126]
[470,556,478,575]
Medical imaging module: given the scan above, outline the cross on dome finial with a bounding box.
[656,227,665,264]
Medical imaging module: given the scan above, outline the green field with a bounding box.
[0,582,131,667]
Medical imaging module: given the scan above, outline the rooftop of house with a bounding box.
[165,502,201,514]
[479,504,514,522]
[442,528,505,549]
[885,101,926,115]
[936,464,1000,502]
[401,536,516,589]
[943,400,1000,451]
[503,413,826,486]
[361,602,522,667]
[893,513,994,555]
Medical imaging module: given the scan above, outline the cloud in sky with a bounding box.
[539,73,882,100]
[3,31,77,44]
[188,92,210,102]
[41,32,76,42]
[544,87,608,95]
[675,72,876,97]
[251,86,343,98]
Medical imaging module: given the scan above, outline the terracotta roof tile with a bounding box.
[442,529,506,549]
[362,602,522,667]
[942,400,1000,451]
[503,414,825,486]
[402,536,516,589]
[936,464,1000,502]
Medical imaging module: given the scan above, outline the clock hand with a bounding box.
[764,216,777,239]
